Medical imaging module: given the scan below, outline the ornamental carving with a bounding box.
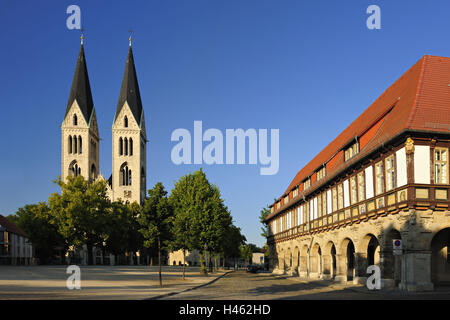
[405,137,414,154]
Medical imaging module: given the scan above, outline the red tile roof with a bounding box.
[0,215,28,237]
[267,55,450,221]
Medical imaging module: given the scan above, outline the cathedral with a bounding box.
[61,37,147,205]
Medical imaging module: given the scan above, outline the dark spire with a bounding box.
[115,45,143,126]
[65,42,94,123]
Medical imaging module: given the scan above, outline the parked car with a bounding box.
[246,264,259,273]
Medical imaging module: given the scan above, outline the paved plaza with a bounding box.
[0,265,229,300]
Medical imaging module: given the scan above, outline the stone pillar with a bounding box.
[322,254,332,280]
[334,254,347,283]
[354,252,368,285]
[399,250,434,292]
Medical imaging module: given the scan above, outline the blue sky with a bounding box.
[1,0,450,247]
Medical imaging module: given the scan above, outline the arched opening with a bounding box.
[120,163,131,186]
[73,135,77,153]
[124,138,128,156]
[324,241,337,280]
[339,238,355,282]
[69,160,81,178]
[431,228,450,286]
[78,136,82,154]
[68,135,72,154]
[119,137,123,156]
[129,138,133,156]
[124,116,128,128]
[73,114,77,126]
[90,164,97,181]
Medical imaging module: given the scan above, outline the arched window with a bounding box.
[120,163,132,186]
[119,137,123,156]
[73,136,77,154]
[129,138,133,156]
[68,135,72,154]
[78,136,82,154]
[69,161,81,177]
[73,114,78,126]
[124,116,128,128]
[90,164,97,181]
[124,138,128,156]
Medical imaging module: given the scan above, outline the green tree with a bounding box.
[221,224,246,269]
[259,205,271,239]
[105,201,143,258]
[170,169,232,275]
[9,203,65,264]
[48,175,111,265]
[138,182,173,287]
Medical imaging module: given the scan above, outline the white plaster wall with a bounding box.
[414,145,430,184]
[396,147,407,187]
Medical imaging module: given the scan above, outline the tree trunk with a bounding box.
[200,252,207,275]
[222,254,225,270]
[87,244,93,265]
[158,239,162,287]
[208,251,213,273]
[214,255,218,272]
[182,249,186,280]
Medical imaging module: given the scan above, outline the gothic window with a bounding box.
[124,116,128,128]
[73,136,77,154]
[120,163,132,186]
[73,114,78,126]
[69,161,81,177]
[78,136,82,154]
[119,137,123,156]
[129,138,133,156]
[90,164,97,181]
[68,135,72,154]
[124,138,128,156]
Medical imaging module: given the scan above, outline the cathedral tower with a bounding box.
[111,42,147,204]
[61,39,100,183]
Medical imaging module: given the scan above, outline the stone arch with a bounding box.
[120,162,132,186]
[430,228,450,286]
[310,243,322,278]
[78,136,82,154]
[90,164,97,181]
[338,238,356,282]
[323,241,337,280]
[360,233,380,267]
[68,135,72,153]
[69,160,81,177]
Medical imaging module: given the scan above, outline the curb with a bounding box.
[146,270,235,300]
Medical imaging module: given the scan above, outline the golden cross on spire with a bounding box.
[80,28,85,45]
[128,29,133,47]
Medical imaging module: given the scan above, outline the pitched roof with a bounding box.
[115,46,143,126]
[0,215,28,238]
[267,55,450,220]
[65,43,95,123]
